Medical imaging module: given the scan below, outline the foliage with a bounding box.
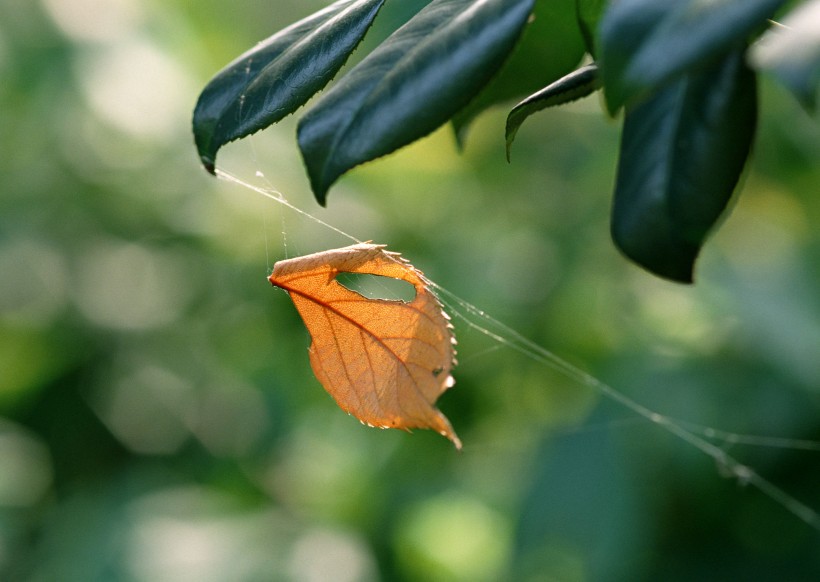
[194,0,819,282]
[193,0,385,174]
[611,49,758,282]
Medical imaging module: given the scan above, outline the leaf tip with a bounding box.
[449,431,463,451]
[451,120,470,153]
[600,64,628,115]
[504,120,518,163]
[603,90,623,117]
[614,236,698,283]
[314,187,329,207]
[307,167,334,207]
[431,405,461,450]
[201,157,216,176]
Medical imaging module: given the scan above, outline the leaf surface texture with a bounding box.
[269,243,460,448]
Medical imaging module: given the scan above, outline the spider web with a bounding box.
[214,165,820,533]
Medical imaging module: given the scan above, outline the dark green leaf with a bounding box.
[575,0,607,57]
[451,0,585,144]
[298,0,536,205]
[750,0,820,112]
[505,64,599,161]
[611,48,757,283]
[192,0,385,174]
[599,0,786,113]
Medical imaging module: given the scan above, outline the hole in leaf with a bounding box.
[336,272,416,302]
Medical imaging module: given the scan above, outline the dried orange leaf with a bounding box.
[269,243,460,449]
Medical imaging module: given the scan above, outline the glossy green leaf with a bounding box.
[298,0,536,205]
[599,0,786,113]
[192,0,385,174]
[575,0,607,57]
[505,64,599,161]
[451,0,585,144]
[611,48,757,283]
[749,0,820,112]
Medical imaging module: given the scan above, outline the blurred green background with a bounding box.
[1,0,819,580]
